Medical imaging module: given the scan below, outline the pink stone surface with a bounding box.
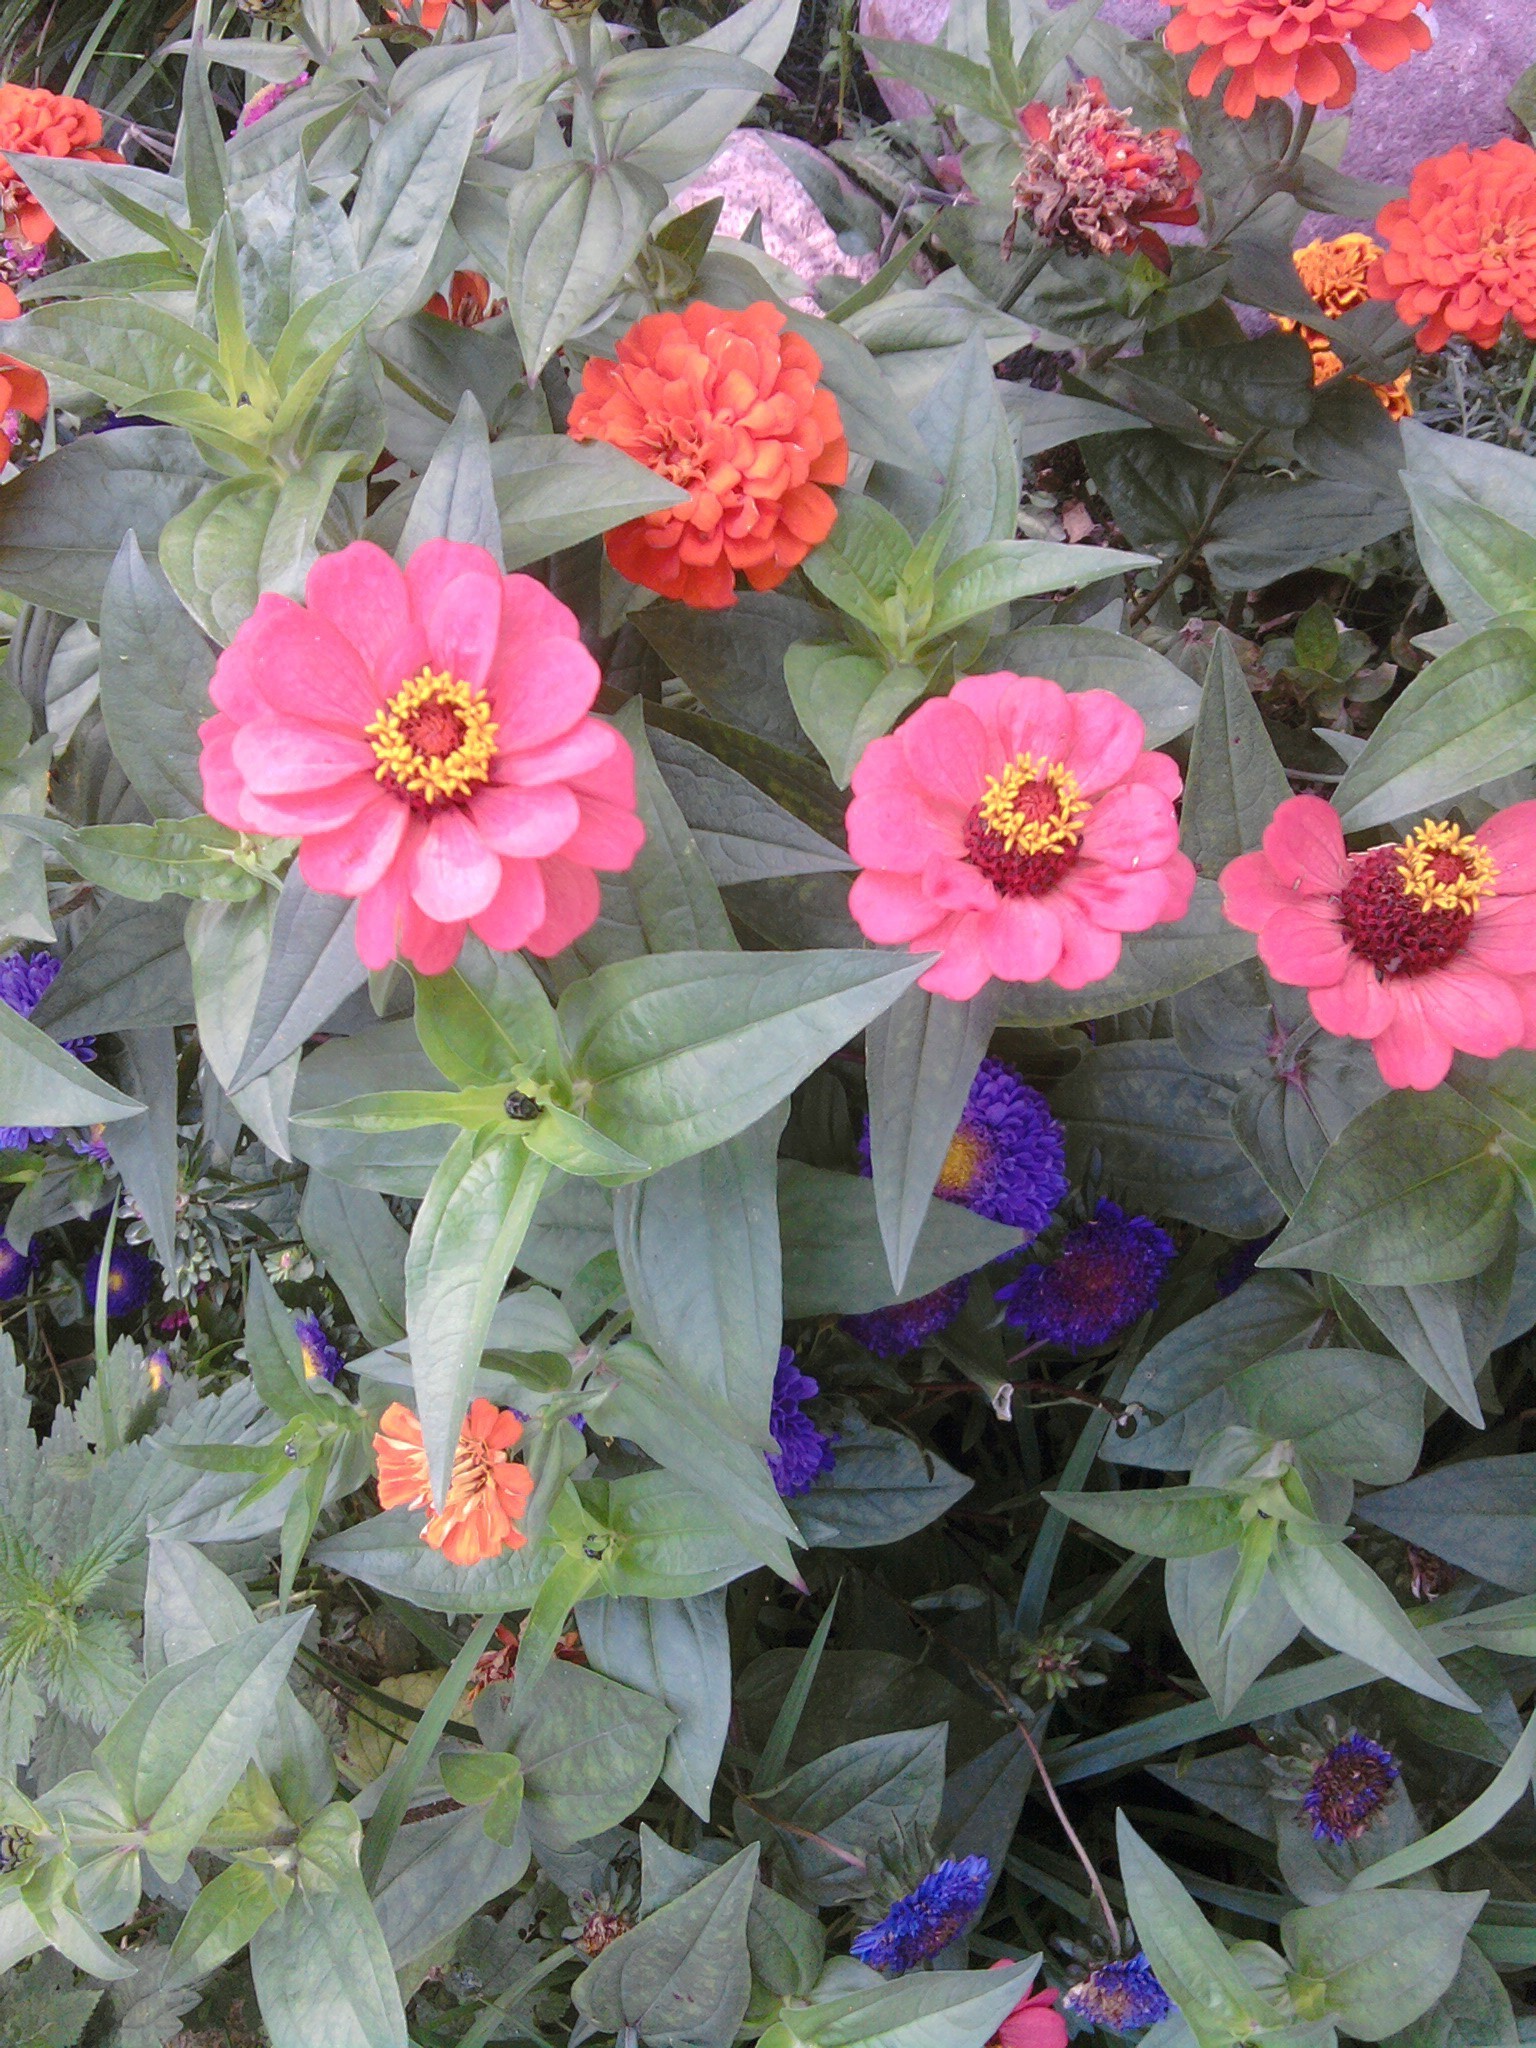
[672,130,880,314]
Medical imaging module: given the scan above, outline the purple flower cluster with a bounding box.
[850,1856,991,1975]
[0,950,97,1149]
[998,1201,1175,1351]
[766,1348,836,1497]
[1302,1734,1400,1845]
[295,1311,345,1385]
[0,1236,34,1301]
[1061,1953,1173,2034]
[843,1276,971,1359]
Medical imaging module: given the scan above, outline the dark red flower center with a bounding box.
[963,753,1088,898]
[1337,822,1496,977]
[402,700,467,760]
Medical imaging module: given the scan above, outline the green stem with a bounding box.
[998,239,1053,315]
[358,1609,503,1890]
[1014,1349,1141,1636]
[562,16,608,170]
[1281,102,1317,171]
[458,1944,579,2048]
[1512,345,1536,442]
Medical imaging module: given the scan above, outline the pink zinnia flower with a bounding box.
[987,1962,1069,2048]
[1219,794,1536,1090]
[199,539,643,975]
[846,674,1196,1001]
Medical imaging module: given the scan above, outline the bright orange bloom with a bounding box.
[1163,0,1432,120]
[1369,140,1536,353]
[1278,235,1413,417]
[566,300,848,611]
[425,269,505,327]
[388,0,475,28]
[0,281,47,466]
[0,84,121,248]
[374,1398,534,1567]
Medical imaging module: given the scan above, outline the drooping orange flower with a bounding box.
[464,1620,585,1699]
[425,269,505,327]
[0,281,47,467]
[1012,78,1201,272]
[0,84,121,248]
[374,1398,534,1567]
[566,300,848,611]
[1368,139,1536,353]
[1277,235,1413,417]
[1163,0,1432,120]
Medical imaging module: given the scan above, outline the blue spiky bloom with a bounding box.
[0,1237,33,1301]
[859,1058,1067,1240]
[850,1856,991,1975]
[843,1275,970,1359]
[1062,1954,1172,2034]
[83,1243,155,1319]
[294,1311,345,1385]
[766,1348,836,1497]
[0,950,97,1149]
[997,1201,1174,1350]
[1302,1734,1400,1844]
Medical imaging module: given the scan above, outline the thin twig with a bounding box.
[1126,432,1264,628]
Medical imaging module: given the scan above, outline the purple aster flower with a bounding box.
[1062,1954,1172,2034]
[67,1124,112,1165]
[843,1275,970,1359]
[766,1348,836,1497]
[850,1856,991,1975]
[238,71,310,128]
[144,1349,172,1392]
[1301,1734,1400,1845]
[83,1243,155,1320]
[1214,1228,1280,1298]
[0,950,97,1149]
[997,1202,1174,1351]
[0,1236,34,1301]
[295,1311,345,1384]
[859,1058,1067,1238]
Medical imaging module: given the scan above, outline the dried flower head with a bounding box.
[1277,236,1413,417]
[1011,79,1200,271]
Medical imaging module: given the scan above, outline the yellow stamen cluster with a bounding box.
[1396,820,1497,917]
[365,668,497,806]
[975,754,1090,857]
[936,1130,985,1199]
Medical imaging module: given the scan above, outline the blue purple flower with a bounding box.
[766,1348,836,1497]
[0,1236,34,1302]
[850,1856,991,1974]
[295,1311,345,1385]
[1061,1954,1172,2034]
[843,1275,970,1359]
[1302,1734,1400,1845]
[0,950,96,1149]
[83,1243,155,1319]
[997,1201,1175,1351]
[860,1059,1068,1238]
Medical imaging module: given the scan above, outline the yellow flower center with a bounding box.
[936,1130,985,1200]
[365,668,497,809]
[1395,820,1497,917]
[974,754,1090,858]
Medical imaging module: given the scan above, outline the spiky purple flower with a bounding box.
[997,1201,1174,1350]
[859,1058,1067,1238]
[295,1311,345,1385]
[850,1856,991,1975]
[0,950,96,1148]
[1302,1734,1400,1845]
[843,1275,970,1359]
[238,71,310,128]
[766,1348,835,1497]
[83,1243,155,1319]
[1062,1954,1172,2034]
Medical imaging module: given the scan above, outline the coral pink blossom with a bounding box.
[846,675,1197,1001]
[987,1963,1069,2048]
[199,539,643,975]
[1219,795,1536,1090]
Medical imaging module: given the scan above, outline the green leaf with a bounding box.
[602,0,798,181]
[1115,1814,1279,2044]
[398,388,502,562]
[592,43,782,116]
[579,1592,730,1822]
[993,880,1251,1028]
[926,538,1156,642]
[177,50,228,238]
[299,1176,407,1349]
[799,493,913,636]
[413,937,563,1090]
[574,1845,759,2048]
[229,869,369,1092]
[788,1412,969,1550]
[778,1160,1017,1315]
[1230,1350,1424,1485]
[507,159,666,379]
[760,1961,1044,2048]
[166,1859,290,1988]
[1268,1533,1475,1710]
[490,1654,674,1848]
[488,436,689,573]
[989,623,1201,746]
[97,532,211,820]
[559,948,928,1170]
[159,455,349,643]
[249,1806,408,2048]
[1282,1890,1486,2044]
[784,643,926,787]
[739,1725,945,1904]
[31,897,193,1038]
[0,1000,143,1128]
[651,725,852,883]
[857,35,1007,119]
[1262,1091,1516,1286]
[1180,627,1290,876]
[3,298,219,409]
[597,698,736,957]
[1044,1485,1245,1560]
[405,1131,551,1503]
[351,64,486,329]
[1359,1455,1536,1593]
[1351,1711,1536,1890]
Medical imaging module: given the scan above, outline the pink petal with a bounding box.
[562,796,646,870]
[848,731,908,799]
[496,572,582,647]
[199,722,252,831]
[491,637,604,751]
[1418,960,1526,1058]
[1055,861,1177,932]
[1079,781,1179,869]
[298,797,410,898]
[410,808,502,921]
[403,538,502,629]
[1220,849,1295,932]
[1127,749,1183,802]
[916,914,991,999]
[304,542,426,696]
[847,791,958,871]
[1478,801,1536,893]
[567,745,636,810]
[1262,795,1347,894]
[1158,851,1198,920]
[894,698,989,812]
[1051,914,1123,989]
[494,719,617,787]
[922,850,997,914]
[398,898,467,976]
[427,572,502,689]
[1308,954,1396,1039]
[523,855,601,956]
[243,603,381,730]
[1369,987,1457,1091]
[849,868,943,945]
[1466,893,1536,973]
[239,774,380,836]
[1256,901,1353,987]
[989,677,1074,769]
[468,857,546,951]
[471,783,581,859]
[233,721,374,794]
[1061,689,1147,795]
[209,602,288,719]
[984,896,1064,982]
[355,861,411,971]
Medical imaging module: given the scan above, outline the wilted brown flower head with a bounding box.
[1010,79,1200,272]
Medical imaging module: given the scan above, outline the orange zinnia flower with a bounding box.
[0,281,47,466]
[425,269,505,327]
[566,300,848,611]
[1163,0,1432,120]
[0,84,121,248]
[1277,235,1412,417]
[1369,139,1536,353]
[374,1398,534,1567]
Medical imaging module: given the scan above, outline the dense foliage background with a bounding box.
[1,0,1536,2044]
